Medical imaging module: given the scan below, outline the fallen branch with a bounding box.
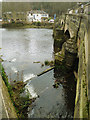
[37,66,55,77]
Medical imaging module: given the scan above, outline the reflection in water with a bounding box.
[23,73,36,82]
[53,67,76,116]
[63,74,76,114]
[27,68,75,118]
[1,28,76,118]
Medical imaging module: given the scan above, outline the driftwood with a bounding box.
[37,66,55,76]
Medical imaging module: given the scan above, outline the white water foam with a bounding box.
[26,84,38,98]
[11,58,16,62]
[29,109,35,117]
[40,86,49,94]
[23,73,36,82]
[11,66,18,73]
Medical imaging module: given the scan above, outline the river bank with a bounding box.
[0,63,36,118]
[0,74,17,119]
[2,22,53,29]
[0,62,17,118]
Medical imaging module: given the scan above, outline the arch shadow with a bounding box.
[65,29,70,39]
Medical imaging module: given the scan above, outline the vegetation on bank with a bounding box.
[2,22,53,29]
[33,60,54,67]
[0,63,35,118]
[44,60,54,66]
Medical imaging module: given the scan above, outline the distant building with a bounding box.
[2,10,49,23]
[27,10,49,22]
[69,9,73,14]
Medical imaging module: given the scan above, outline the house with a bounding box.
[69,9,73,14]
[27,10,49,22]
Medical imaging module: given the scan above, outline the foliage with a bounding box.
[44,60,54,66]
[2,22,53,29]
[88,12,90,15]
[44,60,49,65]
[0,63,13,97]
[36,21,41,26]
[2,2,77,17]
[86,99,89,113]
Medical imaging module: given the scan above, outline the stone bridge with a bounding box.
[53,11,90,119]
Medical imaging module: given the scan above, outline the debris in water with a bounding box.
[33,61,40,63]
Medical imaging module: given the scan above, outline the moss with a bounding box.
[55,63,66,74]
[44,60,54,66]
[85,100,89,114]
[85,87,87,97]
[83,80,86,88]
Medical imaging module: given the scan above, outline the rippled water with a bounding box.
[1,28,75,118]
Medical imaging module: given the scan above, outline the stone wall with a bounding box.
[74,15,89,118]
[53,13,89,119]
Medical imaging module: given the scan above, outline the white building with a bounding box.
[27,10,49,22]
[69,9,73,14]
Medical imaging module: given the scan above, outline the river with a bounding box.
[1,28,75,118]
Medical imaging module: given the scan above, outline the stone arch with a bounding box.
[61,19,64,25]
[65,29,70,39]
[62,21,63,25]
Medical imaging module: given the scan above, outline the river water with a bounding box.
[1,28,75,118]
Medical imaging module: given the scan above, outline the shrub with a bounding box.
[36,21,41,26]
[44,60,49,65]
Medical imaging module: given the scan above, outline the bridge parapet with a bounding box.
[88,21,90,118]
